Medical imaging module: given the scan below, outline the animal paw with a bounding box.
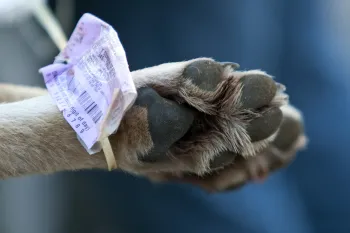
[170,105,307,192]
[110,58,305,191]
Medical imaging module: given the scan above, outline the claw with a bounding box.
[248,156,269,183]
[221,62,240,70]
[209,151,237,170]
[276,82,286,92]
[252,169,269,183]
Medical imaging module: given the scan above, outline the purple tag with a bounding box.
[39,13,137,153]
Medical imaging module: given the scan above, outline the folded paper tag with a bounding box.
[39,13,137,170]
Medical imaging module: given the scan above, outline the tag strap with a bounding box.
[39,13,137,171]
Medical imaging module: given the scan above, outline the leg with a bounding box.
[0,59,305,193]
[0,83,47,103]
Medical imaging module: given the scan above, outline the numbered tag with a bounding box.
[39,13,137,170]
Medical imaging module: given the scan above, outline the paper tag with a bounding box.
[39,13,137,169]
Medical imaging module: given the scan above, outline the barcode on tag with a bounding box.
[77,91,103,124]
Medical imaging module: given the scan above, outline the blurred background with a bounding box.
[0,0,349,232]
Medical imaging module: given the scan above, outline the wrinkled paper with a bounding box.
[39,13,137,169]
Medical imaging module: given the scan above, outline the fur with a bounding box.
[0,58,306,191]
